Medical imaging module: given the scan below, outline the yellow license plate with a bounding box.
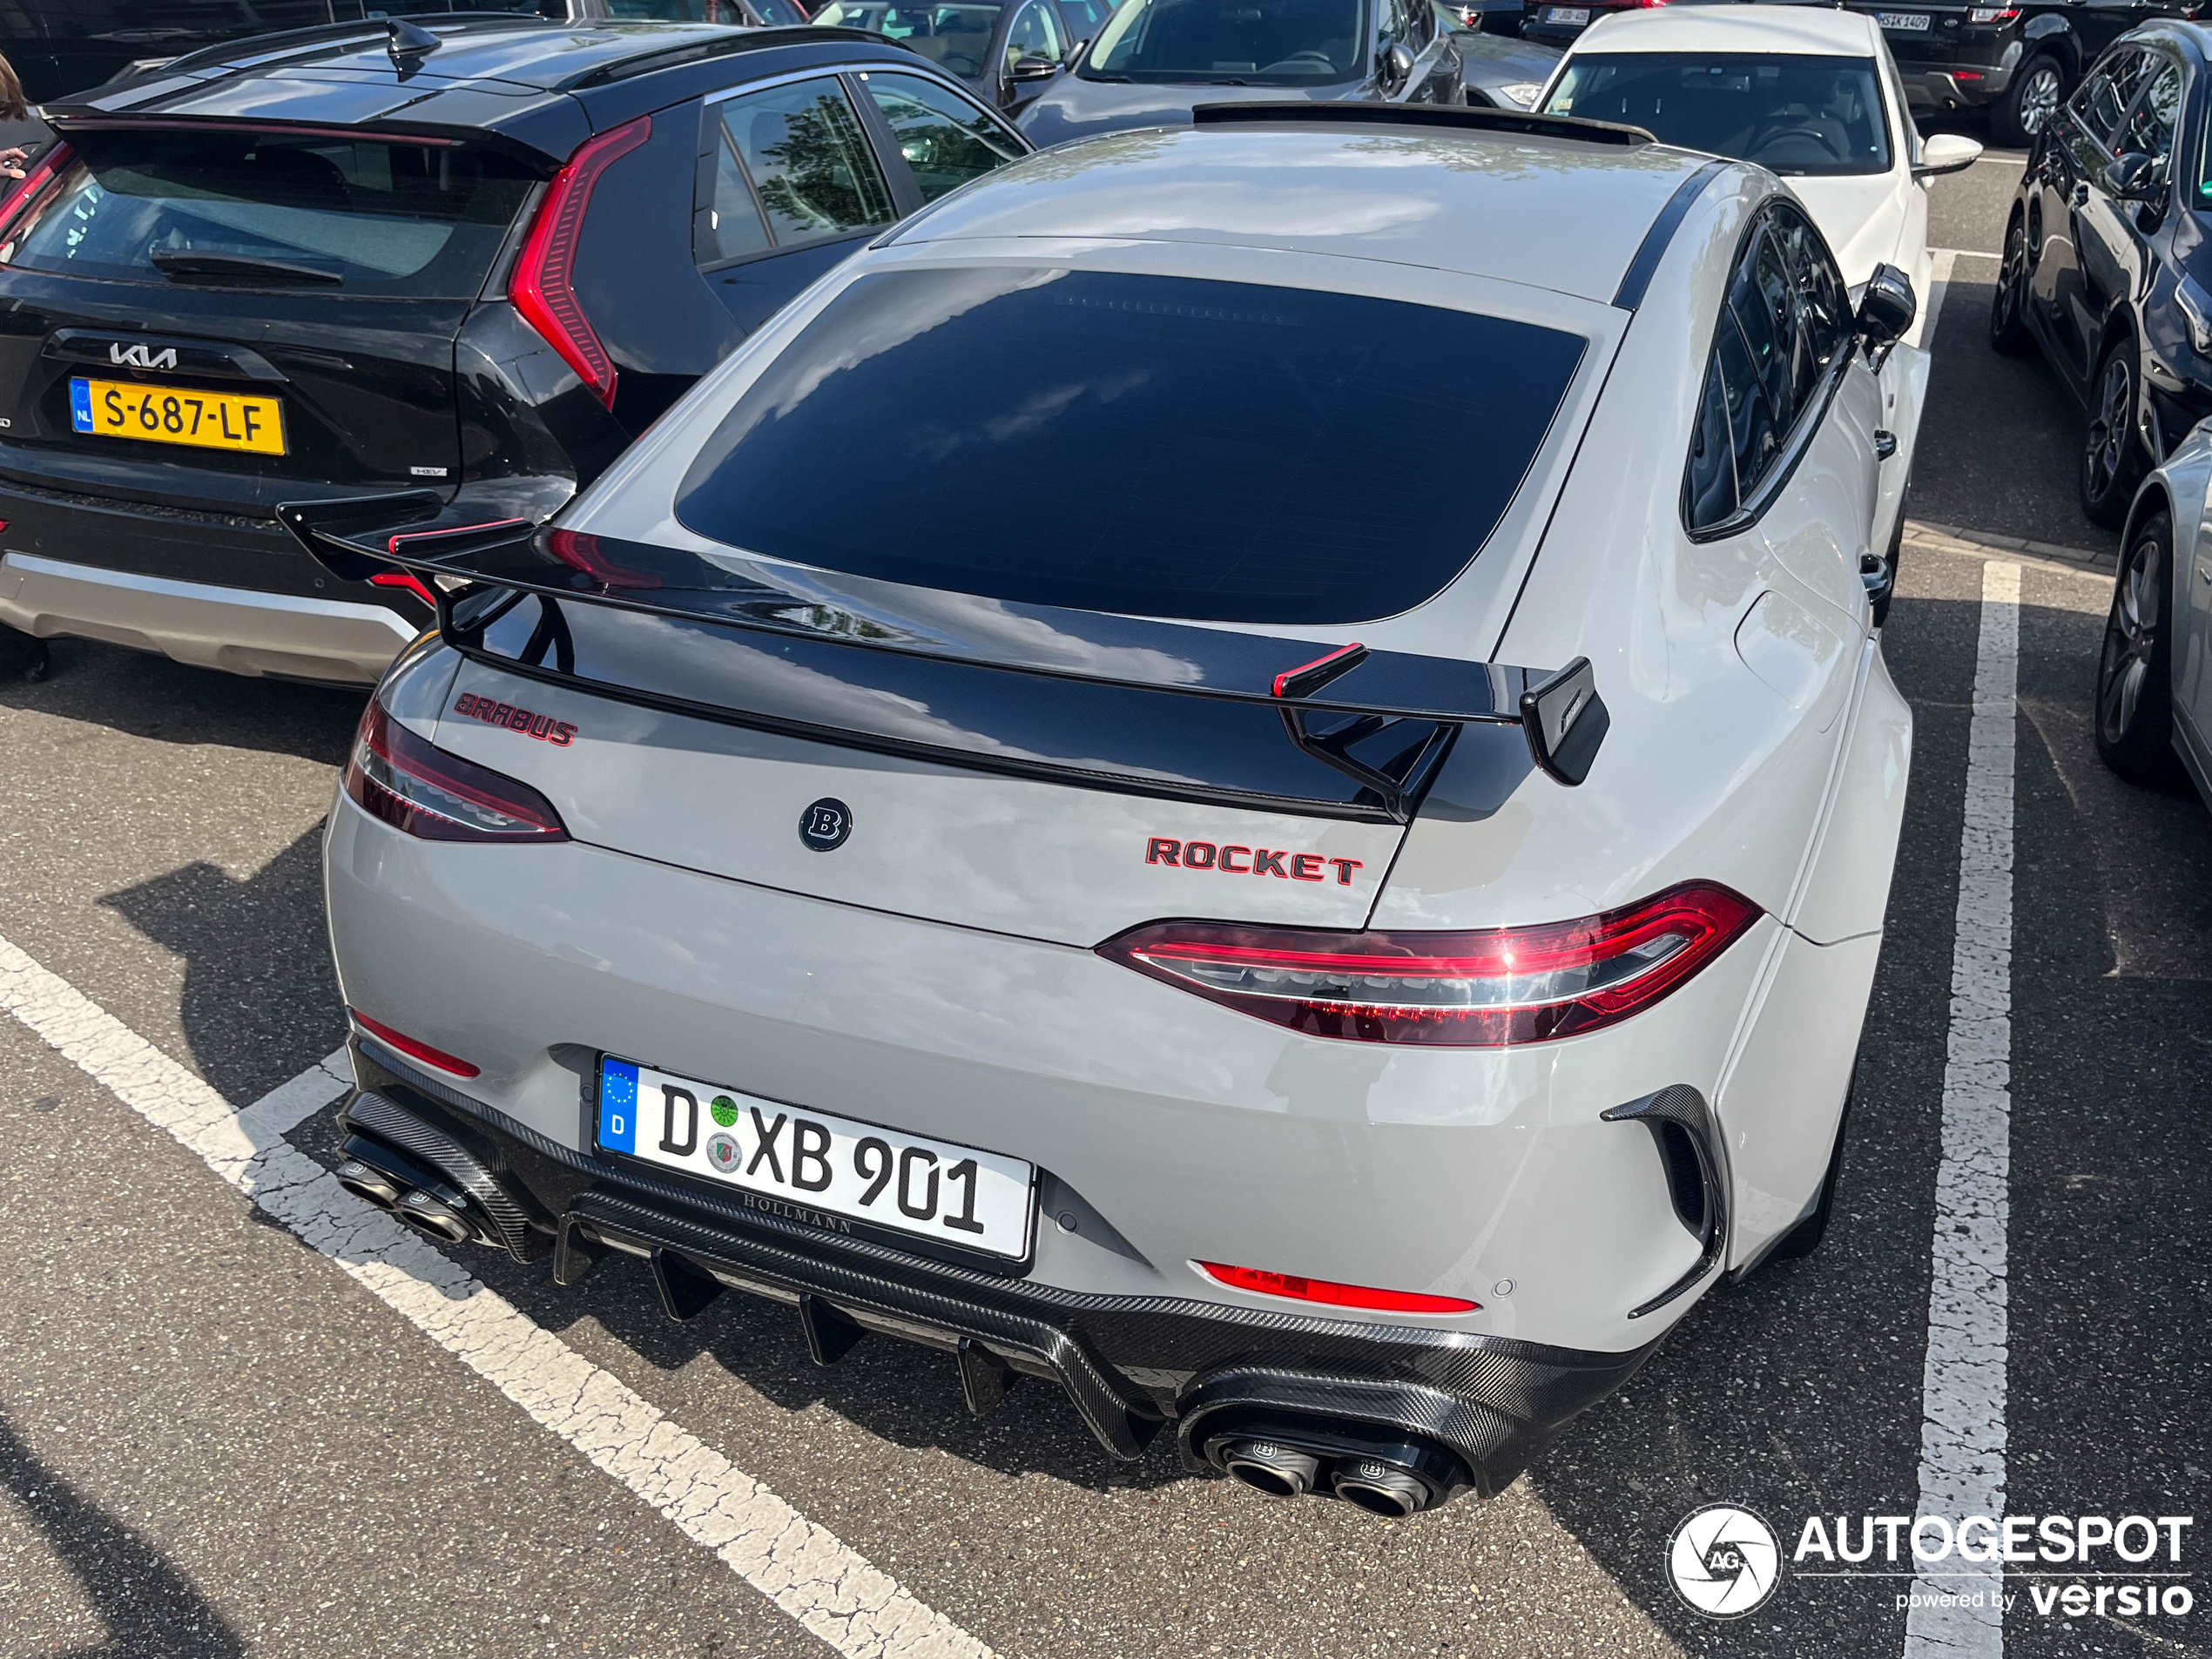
[70,376,286,455]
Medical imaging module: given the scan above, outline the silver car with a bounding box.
[289,105,1918,1514]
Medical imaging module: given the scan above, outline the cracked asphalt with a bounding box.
[0,132,2208,1659]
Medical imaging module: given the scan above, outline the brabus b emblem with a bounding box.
[109,342,178,371]
[799,798,853,852]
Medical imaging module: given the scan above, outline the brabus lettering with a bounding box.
[1143,839,1365,886]
[450,691,578,746]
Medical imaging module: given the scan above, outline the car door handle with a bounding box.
[1874,428,1898,461]
[2199,561,2212,583]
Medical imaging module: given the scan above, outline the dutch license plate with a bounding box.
[597,1058,1035,1259]
[1877,11,1931,30]
[1546,6,1590,22]
[70,376,286,455]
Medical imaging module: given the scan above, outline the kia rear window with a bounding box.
[6,131,536,298]
[673,268,1584,624]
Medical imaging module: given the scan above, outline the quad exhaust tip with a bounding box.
[1223,1440,1321,1499]
[395,1190,475,1244]
[1203,1416,1462,1516]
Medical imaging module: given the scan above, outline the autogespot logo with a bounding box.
[1670,1504,1784,1618]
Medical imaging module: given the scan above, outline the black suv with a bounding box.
[1844,0,2194,146]
[1990,22,2212,522]
[0,17,1028,683]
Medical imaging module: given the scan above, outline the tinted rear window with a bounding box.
[6,131,536,298]
[673,268,1583,624]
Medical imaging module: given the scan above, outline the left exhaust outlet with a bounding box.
[333,1157,403,1210]
[395,1190,478,1244]
[1222,1440,1321,1498]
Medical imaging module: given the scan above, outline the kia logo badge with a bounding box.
[799,798,853,852]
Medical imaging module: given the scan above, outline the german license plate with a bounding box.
[597,1058,1035,1259]
[70,376,286,455]
[1545,6,1590,21]
[1877,11,1931,29]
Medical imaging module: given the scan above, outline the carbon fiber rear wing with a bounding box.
[280,496,1608,821]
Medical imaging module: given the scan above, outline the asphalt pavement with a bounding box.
[1,131,2209,1659]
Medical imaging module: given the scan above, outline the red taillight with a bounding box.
[1953,69,1985,81]
[1198,1262,1480,1314]
[350,1009,481,1078]
[0,142,75,262]
[1099,880,1760,1046]
[509,117,651,409]
[343,699,568,843]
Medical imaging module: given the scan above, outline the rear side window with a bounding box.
[2,132,535,297]
[705,78,896,261]
[1684,203,1853,535]
[860,72,1026,202]
[674,267,1584,624]
[2070,51,2136,145]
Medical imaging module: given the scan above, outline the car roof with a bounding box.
[1571,4,1881,57]
[887,121,1727,307]
[44,16,919,160]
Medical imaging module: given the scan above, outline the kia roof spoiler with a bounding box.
[280,496,1608,819]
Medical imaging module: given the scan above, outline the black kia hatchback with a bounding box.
[0,17,1028,683]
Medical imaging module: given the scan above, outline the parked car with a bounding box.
[806,0,1113,114]
[0,0,818,107]
[1537,8,1980,297]
[1838,0,2195,147]
[1453,26,1560,105]
[1015,0,1464,147]
[288,103,1918,1515]
[2094,455,2212,803]
[1436,0,1527,37]
[0,16,1028,685]
[1989,22,2209,525]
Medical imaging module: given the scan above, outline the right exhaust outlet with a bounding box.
[1332,1456,1433,1518]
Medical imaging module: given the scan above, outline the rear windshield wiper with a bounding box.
[150,248,343,286]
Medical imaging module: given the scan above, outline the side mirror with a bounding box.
[1855,262,1917,354]
[2101,150,2161,201]
[1385,41,1414,84]
[1912,131,1982,179]
[1008,51,1061,81]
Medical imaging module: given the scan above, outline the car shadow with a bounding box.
[0,1405,247,1658]
[98,828,345,1109]
[0,635,365,769]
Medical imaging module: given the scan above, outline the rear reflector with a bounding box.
[343,699,568,843]
[0,143,74,261]
[350,1009,480,1078]
[509,117,651,409]
[1100,880,1760,1046]
[1198,1261,1479,1314]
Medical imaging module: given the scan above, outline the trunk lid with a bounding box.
[0,125,538,515]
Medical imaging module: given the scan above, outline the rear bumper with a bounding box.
[344,1038,1661,1493]
[0,551,415,683]
[1897,62,2009,111]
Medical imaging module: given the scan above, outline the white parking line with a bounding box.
[0,932,993,1659]
[1902,560,2020,1659]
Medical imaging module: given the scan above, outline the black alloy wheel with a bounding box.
[1989,211,2035,356]
[2080,335,2148,528]
[2094,509,2182,785]
[1993,52,2064,148]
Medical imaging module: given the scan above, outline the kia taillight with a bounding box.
[1198,1262,1479,1314]
[344,699,567,842]
[509,117,650,409]
[1099,881,1760,1046]
[0,142,75,262]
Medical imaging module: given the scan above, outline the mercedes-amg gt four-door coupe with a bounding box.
[289,104,1919,1515]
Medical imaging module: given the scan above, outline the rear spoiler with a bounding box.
[280,496,1608,819]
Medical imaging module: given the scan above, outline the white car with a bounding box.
[290,105,1918,1516]
[2094,442,2212,806]
[1534,7,1979,309]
